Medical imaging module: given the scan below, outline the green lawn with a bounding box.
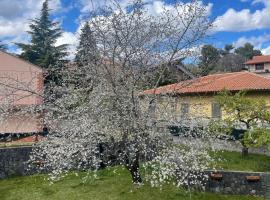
[212,151,270,172]
[0,143,33,148]
[0,166,265,200]
[0,151,269,200]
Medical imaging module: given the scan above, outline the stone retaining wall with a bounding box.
[173,136,270,156]
[1,146,270,198]
[205,170,270,198]
[0,146,32,179]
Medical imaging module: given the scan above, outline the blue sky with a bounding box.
[1,0,270,58]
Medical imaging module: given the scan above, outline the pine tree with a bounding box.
[235,43,262,60]
[75,22,98,66]
[16,0,67,69]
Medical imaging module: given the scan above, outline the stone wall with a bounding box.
[1,146,270,198]
[0,146,32,179]
[205,170,270,198]
[173,136,270,156]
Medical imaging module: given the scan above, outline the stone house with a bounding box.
[141,72,270,130]
[245,55,270,78]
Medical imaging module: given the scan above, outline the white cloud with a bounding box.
[78,0,212,18]
[0,0,78,58]
[234,34,270,49]
[213,0,270,32]
[0,0,62,38]
[262,46,270,55]
[233,34,270,55]
[75,0,212,60]
[56,32,79,60]
[252,0,270,7]
[78,0,152,13]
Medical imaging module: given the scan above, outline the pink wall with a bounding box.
[0,51,44,133]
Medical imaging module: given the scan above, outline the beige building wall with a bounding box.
[248,62,270,73]
[147,92,270,126]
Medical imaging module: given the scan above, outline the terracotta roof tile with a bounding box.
[142,72,270,95]
[13,135,44,143]
[244,55,270,64]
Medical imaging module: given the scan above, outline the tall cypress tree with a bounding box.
[75,22,98,66]
[16,0,67,69]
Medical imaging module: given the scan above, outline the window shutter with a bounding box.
[148,100,156,117]
[212,102,221,118]
[180,103,189,117]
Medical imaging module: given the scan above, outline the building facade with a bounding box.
[245,55,270,78]
[0,51,43,140]
[142,72,270,129]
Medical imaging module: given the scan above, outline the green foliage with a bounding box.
[0,166,264,200]
[75,22,98,66]
[224,44,234,53]
[210,150,270,172]
[214,90,270,149]
[16,0,67,69]
[198,43,264,76]
[198,44,245,75]
[235,43,262,60]
[199,45,220,76]
[244,128,270,151]
[215,53,245,72]
[208,119,232,136]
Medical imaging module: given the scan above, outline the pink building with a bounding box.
[0,51,43,136]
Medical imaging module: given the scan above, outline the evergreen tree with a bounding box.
[70,22,98,92]
[235,43,262,60]
[224,44,234,53]
[199,45,220,76]
[75,22,98,66]
[219,44,234,56]
[16,0,67,69]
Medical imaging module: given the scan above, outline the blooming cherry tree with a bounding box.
[3,0,215,188]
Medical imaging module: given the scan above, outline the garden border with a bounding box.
[205,170,270,198]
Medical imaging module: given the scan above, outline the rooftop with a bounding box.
[142,72,270,95]
[244,55,270,65]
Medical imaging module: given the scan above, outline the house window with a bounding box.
[255,63,264,70]
[180,103,189,117]
[212,103,221,119]
[170,99,177,116]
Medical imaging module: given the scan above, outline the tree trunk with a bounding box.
[126,152,142,184]
[35,132,38,142]
[242,146,249,157]
[128,165,142,184]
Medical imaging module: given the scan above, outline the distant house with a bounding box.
[0,51,43,141]
[142,72,270,128]
[244,55,270,77]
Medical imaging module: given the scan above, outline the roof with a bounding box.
[142,72,270,95]
[244,55,270,65]
[0,51,42,72]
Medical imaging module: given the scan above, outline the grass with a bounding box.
[0,166,265,200]
[0,150,269,200]
[0,142,33,148]
[212,150,270,172]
